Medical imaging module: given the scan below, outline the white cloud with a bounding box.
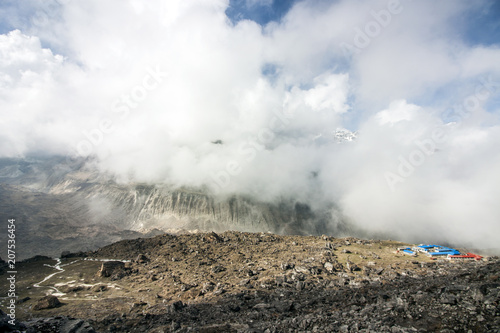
[376,100,419,125]
[1,0,500,248]
[0,30,63,88]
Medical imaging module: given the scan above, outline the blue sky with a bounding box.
[225,0,301,26]
[0,0,34,34]
[460,0,500,47]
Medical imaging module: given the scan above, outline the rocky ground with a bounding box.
[1,231,499,332]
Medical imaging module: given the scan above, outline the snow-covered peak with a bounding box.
[333,128,357,143]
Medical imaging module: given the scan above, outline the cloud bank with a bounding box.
[1,0,500,248]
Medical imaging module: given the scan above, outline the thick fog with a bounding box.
[1,0,499,248]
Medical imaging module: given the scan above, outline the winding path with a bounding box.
[33,258,79,296]
[33,258,130,298]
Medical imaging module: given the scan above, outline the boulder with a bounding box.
[97,261,125,278]
[324,262,335,273]
[33,295,61,310]
[203,232,223,243]
[211,265,226,273]
[134,254,149,264]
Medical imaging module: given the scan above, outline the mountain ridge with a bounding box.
[0,156,354,259]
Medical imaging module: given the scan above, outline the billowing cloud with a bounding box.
[1,0,500,249]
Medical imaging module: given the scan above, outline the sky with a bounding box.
[0,0,500,249]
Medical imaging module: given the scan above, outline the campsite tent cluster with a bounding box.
[398,244,483,261]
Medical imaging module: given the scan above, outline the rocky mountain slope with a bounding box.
[0,156,353,259]
[1,231,498,332]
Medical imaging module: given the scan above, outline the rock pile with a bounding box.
[90,260,499,332]
[3,231,499,332]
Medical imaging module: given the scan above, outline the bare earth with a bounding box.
[1,231,499,332]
